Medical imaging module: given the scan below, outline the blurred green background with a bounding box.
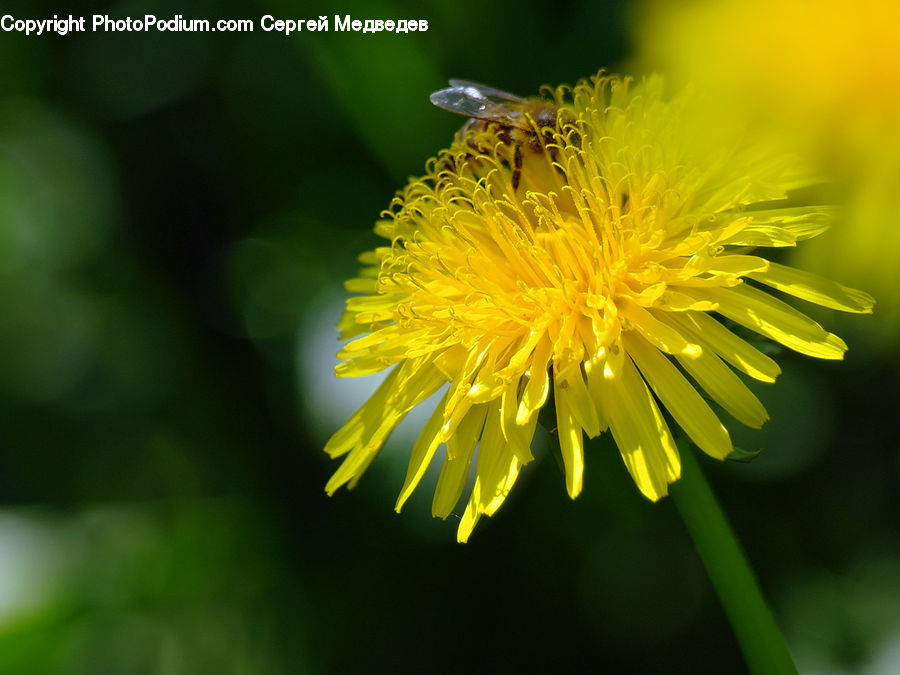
[0,0,897,673]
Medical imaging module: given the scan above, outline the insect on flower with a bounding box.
[324,73,874,542]
[430,80,568,191]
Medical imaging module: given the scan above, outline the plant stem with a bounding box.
[670,441,797,674]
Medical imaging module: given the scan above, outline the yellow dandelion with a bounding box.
[324,73,873,542]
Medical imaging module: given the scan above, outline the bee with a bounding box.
[430,80,564,192]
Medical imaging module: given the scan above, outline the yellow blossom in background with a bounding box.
[325,74,873,542]
[634,0,900,331]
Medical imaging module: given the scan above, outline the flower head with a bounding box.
[325,73,873,542]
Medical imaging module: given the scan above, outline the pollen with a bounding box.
[324,73,874,542]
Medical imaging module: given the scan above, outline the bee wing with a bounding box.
[430,83,525,126]
[446,80,525,103]
[430,86,494,118]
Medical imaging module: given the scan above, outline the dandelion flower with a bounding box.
[324,73,873,542]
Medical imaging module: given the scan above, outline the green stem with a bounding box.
[670,441,797,675]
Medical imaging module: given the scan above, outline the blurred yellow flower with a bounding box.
[325,74,872,542]
[634,0,900,330]
[636,0,900,134]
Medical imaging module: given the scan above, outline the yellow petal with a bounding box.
[749,262,874,314]
[500,380,519,442]
[744,205,834,241]
[457,498,482,544]
[720,225,798,247]
[602,338,626,380]
[506,412,538,468]
[456,408,523,542]
[344,293,405,321]
[326,361,446,495]
[395,390,451,512]
[343,277,378,292]
[703,254,770,277]
[582,358,610,434]
[324,365,403,459]
[655,289,719,310]
[666,311,781,383]
[346,453,378,490]
[554,360,601,438]
[517,337,553,425]
[325,427,393,495]
[675,345,769,429]
[624,331,732,460]
[595,356,680,500]
[334,352,404,377]
[620,298,701,357]
[690,284,847,360]
[433,404,487,518]
[554,382,585,499]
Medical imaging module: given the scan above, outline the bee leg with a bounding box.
[512,144,523,192]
